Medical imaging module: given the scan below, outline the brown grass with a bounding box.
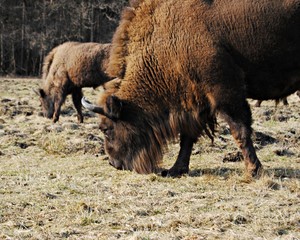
[0,77,299,239]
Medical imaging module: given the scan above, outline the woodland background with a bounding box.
[0,0,128,76]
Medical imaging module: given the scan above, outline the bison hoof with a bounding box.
[161,168,189,177]
[247,164,264,179]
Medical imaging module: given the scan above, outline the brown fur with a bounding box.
[91,0,300,176]
[42,47,57,81]
[38,42,112,123]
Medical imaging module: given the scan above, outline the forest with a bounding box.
[0,0,128,76]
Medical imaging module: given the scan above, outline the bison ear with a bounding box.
[106,95,122,120]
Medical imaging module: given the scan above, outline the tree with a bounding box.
[0,0,129,76]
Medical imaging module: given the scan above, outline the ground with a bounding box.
[0,77,299,240]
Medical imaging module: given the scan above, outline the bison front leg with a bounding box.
[72,88,84,123]
[161,134,196,177]
[53,95,66,123]
[219,100,263,178]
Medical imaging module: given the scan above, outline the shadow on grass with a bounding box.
[253,131,278,147]
[188,167,300,179]
[188,167,242,177]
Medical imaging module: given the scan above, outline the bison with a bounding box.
[83,0,300,177]
[37,42,112,123]
[254,90,300,107]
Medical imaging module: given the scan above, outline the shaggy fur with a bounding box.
[90,0,300,176]
[38,42,112,123]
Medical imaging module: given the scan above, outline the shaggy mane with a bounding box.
[130,108,216,174]
[106,0,149,78]
[42,46,58,80]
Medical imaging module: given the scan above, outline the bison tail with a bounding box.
[42,46,58,80]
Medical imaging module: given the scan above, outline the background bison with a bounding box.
[254,91,300,107]
[37,42,112,123]
[83,0,300,177]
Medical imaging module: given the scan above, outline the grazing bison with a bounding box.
[37,42,112,123]
[254,90,300,107]
[83,0,300,177]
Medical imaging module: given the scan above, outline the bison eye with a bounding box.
[99,122,114,140]
[100,127,113,140]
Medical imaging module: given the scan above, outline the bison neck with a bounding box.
[116,77,215,143]
[117,74,210,115]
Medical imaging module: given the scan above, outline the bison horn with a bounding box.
[33,89,40,96]
[81,97,106,116]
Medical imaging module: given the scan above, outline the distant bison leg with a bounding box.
[72,88,84,123]
[254,100,262,107]
[219,99,262,177]
[161,134,197,177]
[282,97,288,106]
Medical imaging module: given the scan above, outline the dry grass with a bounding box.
[0,77,299,240]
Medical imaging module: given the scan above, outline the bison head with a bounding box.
[82,96,162,174]
[36,89,54,119]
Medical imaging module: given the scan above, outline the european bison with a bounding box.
[37,42,112,123]
[254,90,300,107]
[83,0,300,177]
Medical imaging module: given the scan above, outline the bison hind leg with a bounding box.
[282,97,288,106]
[255,100,262,107]
[218,98,263,178]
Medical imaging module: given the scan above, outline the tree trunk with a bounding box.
[90,3,94,42]
[0,24,3,74]
[11,44,16,75]
[39,48,44,76]
[21,0,27,74]
[39,0,47,76]
[79,1,84,41]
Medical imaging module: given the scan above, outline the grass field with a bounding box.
[0,77,299,240]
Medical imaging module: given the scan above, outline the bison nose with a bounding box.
[109,159,123,170]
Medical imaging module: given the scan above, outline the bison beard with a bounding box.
[84,0,300,177]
